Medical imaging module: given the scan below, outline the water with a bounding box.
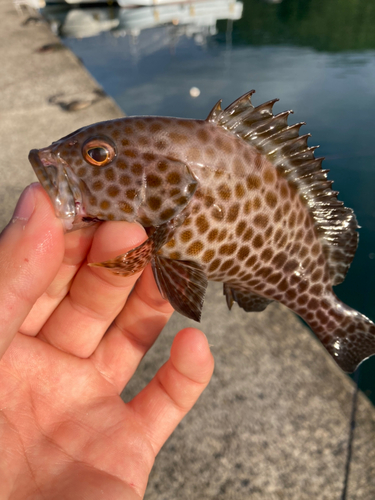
[43,0,375,400]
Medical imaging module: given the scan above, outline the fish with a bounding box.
[29,90,375,373]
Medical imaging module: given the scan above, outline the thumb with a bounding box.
[0,183,65,359]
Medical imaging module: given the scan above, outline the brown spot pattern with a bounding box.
[50,115,356,366]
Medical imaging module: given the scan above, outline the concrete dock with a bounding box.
[1,1,375,498]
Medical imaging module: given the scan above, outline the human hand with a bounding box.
[0,183,214,500]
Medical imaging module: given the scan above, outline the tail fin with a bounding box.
[310,296,375,373]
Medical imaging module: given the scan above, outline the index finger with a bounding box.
[20,223,99,336]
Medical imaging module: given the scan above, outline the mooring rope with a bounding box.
[341,368,360,500]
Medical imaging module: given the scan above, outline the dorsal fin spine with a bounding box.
[207,100,223,122]
[290,146,318,162]
[224,90,256,115]
[252,98,279,116]
[251,111,293,140]
[267,122,305,144]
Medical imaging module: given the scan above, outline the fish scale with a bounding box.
[29,90,375,373]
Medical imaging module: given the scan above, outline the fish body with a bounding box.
[29,91,375,373]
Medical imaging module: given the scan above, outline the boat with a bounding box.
[40,0,242,39]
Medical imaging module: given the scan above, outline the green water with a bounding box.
[61,0,375,400]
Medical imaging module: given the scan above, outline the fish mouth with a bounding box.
[29,148,82,230]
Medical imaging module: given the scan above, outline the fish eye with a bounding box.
[88,147,108,163]
[82,138,116,166]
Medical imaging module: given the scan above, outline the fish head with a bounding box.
[29,118,198,231]
[29,122,124,231]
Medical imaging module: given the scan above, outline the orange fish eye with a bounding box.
[82,138,116,166]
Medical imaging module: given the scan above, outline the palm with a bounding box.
[0,334,152,499]
[0,186,214,500]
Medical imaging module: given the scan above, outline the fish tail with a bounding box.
[307,295,375,373]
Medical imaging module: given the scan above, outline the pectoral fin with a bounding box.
[224,284,273,312]
[152,256,208,322]
[89,236,154,276]
[89,221,177,276]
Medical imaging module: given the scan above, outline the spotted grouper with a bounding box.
[29,90,375,373]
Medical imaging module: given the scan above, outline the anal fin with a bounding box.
[224,284,273,312]
[152,256,208,322]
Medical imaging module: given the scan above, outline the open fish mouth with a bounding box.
[29,148,83,229]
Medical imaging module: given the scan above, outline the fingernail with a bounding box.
[12,185,36,223]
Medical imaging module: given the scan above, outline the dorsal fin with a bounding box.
[207,90,359,286]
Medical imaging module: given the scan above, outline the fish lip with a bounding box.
[29,148,78,227]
